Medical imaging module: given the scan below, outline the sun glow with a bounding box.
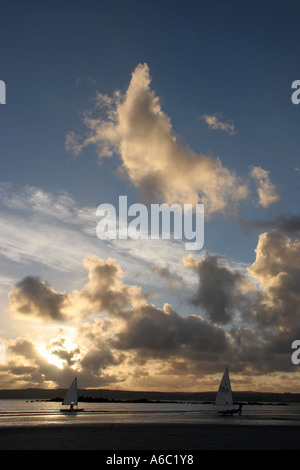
[37,336,82,370]
[38,343,65,369]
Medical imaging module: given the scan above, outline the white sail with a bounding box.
[215,367,233,406]
[62,377,78,406]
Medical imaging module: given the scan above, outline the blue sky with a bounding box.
[1,0,300,391]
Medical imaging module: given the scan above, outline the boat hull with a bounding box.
[216,404,243,416]
[60,408,84,413]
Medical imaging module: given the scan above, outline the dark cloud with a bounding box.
[241,213,300,238]
[80,345,122,375]
[78,318,125,375]
[8,338,38,359]
[8,276,70,321]
[184,254,248,324]
[115,303,228,361]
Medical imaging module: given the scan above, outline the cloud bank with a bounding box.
[5,228,300,391]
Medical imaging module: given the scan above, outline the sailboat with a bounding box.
[215,366,242,416]
[60,377,84,412]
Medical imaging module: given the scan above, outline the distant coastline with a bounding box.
[0,388,299,404]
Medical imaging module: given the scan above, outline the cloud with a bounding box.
[74,257,231,365]
[9,337,38,359]
[0,183,94,228]
[0,182,194,299]
[44,336,82,368]
[248,231,300,329]
[5,336,86,388]
[241,212,300,238]
[6,256,231,382]
[0,182,98,272]
[250,166,280,208]
[5,232,300,389]
[151,263,185,291]
[73,256,147,316]
[182,232,300,373]
[201,113,237,135]
[183,231,300,342]
[66,63,248,215]
[7,257,145,321]
[8,276,71,321]
[183,253,253,324]
[114,303,228,362]
[78,320,123,376]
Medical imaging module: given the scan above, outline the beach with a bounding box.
[1,398,300,450]
[0,423,300,450]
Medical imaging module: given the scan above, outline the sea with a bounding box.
[1,399,300,427]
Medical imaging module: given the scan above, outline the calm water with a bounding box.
[0,400,300,427]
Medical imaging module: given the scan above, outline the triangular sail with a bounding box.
[62,377,78,406]
[215,367,233,406]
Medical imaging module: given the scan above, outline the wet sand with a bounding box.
[0,423,300,450]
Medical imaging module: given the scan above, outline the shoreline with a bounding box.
[0,422,300,450]
[0,389,299,403]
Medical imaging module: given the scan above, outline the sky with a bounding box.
[0,0,300,392]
